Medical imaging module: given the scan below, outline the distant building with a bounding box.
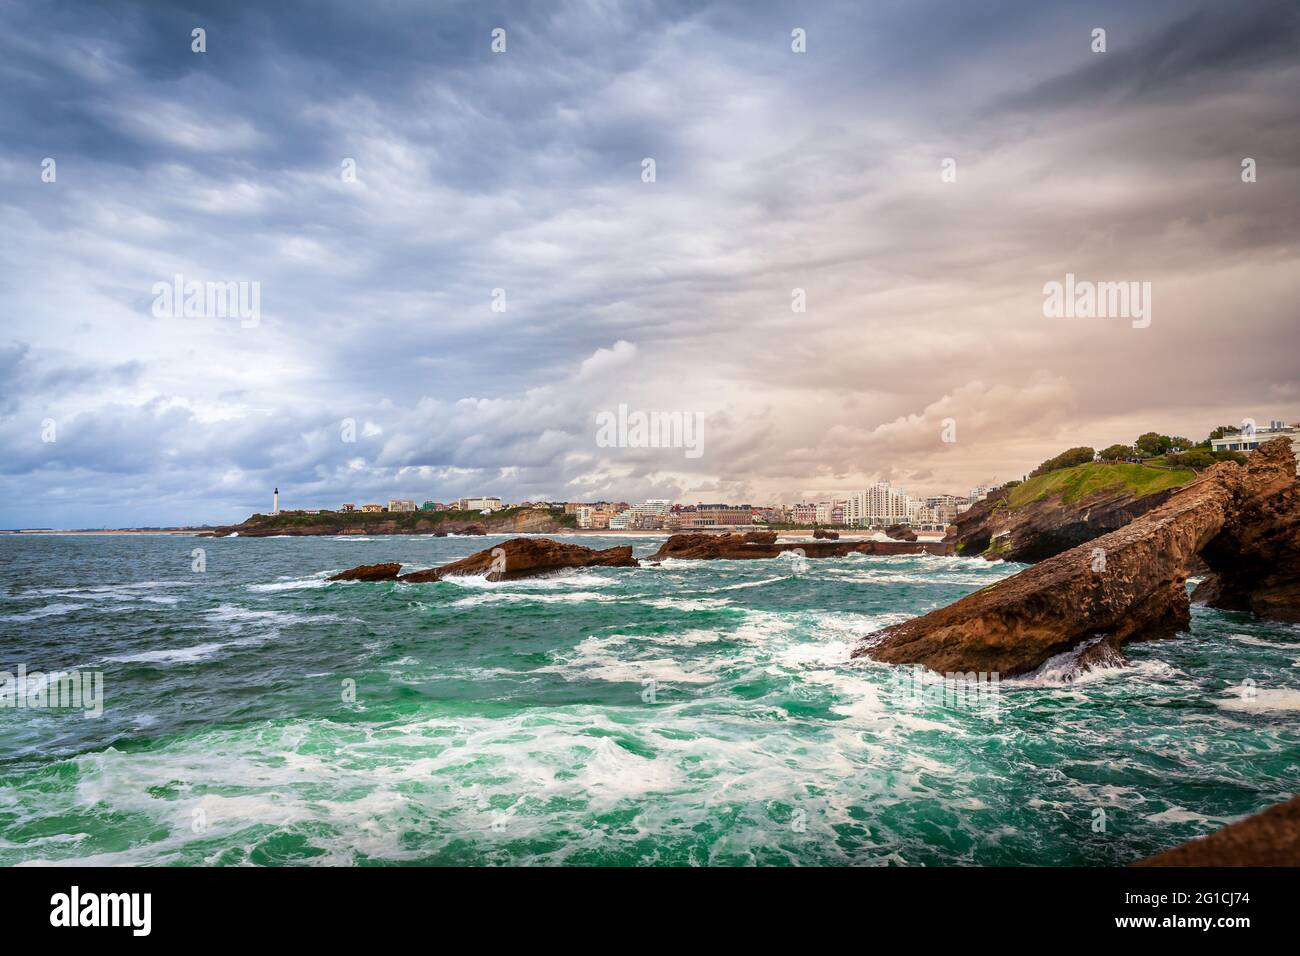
[1212,420,1299,473]
[387,499,417,512]
[272,487,280,516]
[340,503,356,512]
[969,484,995,502]
[459,496,502,512]
[843,482,913,528]
[790,503,817,524]
[361,504,384,513]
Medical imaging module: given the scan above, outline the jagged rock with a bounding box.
[1137,793,1300,866]
[1193,441,1300,621]
[812,528,839,540]
[328,562,402,582]
[857,438,1298,675]
[324,537,639,585]
[650,531,950,561]
[884,524,917,542]
[459,525,487,535]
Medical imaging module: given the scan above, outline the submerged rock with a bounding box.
[857,438,1298,676]
[328,562,403,582]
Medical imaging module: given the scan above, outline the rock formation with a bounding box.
[947,476,1187,563]
[812,528,839,540]
[1137,793,1300,866]
[884,524,918,542]
[650,531,951,561]
[856,438,1298,675]
[328,562,403,582]
[330,537,637,584]
[205,507,568,538]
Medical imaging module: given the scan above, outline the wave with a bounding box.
[1214,687,1300,713]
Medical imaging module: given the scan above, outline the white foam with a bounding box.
[1215,687,1300,713]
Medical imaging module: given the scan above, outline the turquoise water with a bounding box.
[1,533,1297,866]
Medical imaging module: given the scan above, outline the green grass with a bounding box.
[1007,461,1195,508]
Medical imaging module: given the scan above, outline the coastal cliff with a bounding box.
[856,438,1299,675]
[948,462,1195,563]
[204,506,574,537]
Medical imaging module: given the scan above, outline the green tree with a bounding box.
[1134,432,1171,457]
[1205,425,1240,446]
[1029,446,1096,477]
[1098,444,1135,460]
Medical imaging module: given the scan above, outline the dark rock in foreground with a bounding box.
[331,537,637,584]
[1137,794,1300,866]
[884,524,917,542]
[329,562,403,582]
[857,438,1298,676]
[650,531,951,561]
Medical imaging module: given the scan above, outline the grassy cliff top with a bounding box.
[1007,461,1195,508]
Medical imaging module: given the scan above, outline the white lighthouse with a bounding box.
[273,487,280,515]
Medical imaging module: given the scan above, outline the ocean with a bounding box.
[1,533,1297,866]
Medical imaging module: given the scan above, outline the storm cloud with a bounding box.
[1,0,1296,526]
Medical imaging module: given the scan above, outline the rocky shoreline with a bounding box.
[855,437,1299,675]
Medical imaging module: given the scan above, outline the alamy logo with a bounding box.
[0,665,103,718]
[595,404,704,459]
[1042,273,1151,328]
[151,273,261,328]
[50,886,151,936]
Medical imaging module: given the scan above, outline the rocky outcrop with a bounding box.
[884,524,917,542]
[331,538,637,584]
[1137,794,1300,866]
[812,528,839,540]
[948,480,1185,563]
[328,562,403,582]
[1192,448,1300,621]
[650,531,951,561]
[856,439,1298,675]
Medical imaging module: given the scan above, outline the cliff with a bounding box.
[203,506,574,537]
[949,462,1195,563]
[856,438,1298,675]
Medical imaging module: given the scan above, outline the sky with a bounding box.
[1,0,1297,528]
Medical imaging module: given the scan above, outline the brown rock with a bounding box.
[884,524,918,542]
[812,528,839,540]
[650,531,950,561]
[401,537,637,583]
[328,562,403,582]
[1137,794,1300,866]
[857,438,1298,675]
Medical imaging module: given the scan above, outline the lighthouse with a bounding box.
[273,487,280,515]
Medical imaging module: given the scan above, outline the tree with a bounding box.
[1029,446,1096,477]
[1169,436,1194,451]
[1134,432,1171,457]
[1205,425,1240,445]
[1098,444,1135,460]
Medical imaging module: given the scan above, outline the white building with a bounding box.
[458,496,502,512]
[843,482,913,528]
[387,499,417,512]
[1211,420,1299,473]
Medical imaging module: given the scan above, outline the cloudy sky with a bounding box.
[1,0,1297,527]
